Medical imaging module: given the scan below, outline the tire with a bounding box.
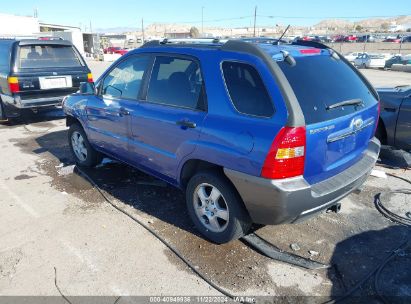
[186,170,251,244]
[375,122,386,145]
[68,123,102,167]
[0,99,7,123]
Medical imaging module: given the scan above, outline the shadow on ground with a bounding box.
[328,226,411,303]
[1,107,65,128]
[19,128,411,298]
[31,129,274,292]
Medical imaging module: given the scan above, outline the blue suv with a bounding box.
[63,39,380,244]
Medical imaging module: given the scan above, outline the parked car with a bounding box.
[317,36,332,43]
[63,39,380,243]
[344,35,358,42]
[103,47,128,56]
[332,35,346,42]
[239,37,288,44]
[298,36,322,43]
[384,55,411,69]
[401,36,411,43]
[357,35,376,43]
[0,37,92,122]
[376,86,411,150]
[383,38,401,43]
[354,53,386,69]
[344,52,366,63]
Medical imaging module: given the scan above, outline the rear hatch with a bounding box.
[13,43,89,100]
[277,50,379,184]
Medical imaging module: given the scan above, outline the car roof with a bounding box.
[136,39,331,60]
[0,37,73,46]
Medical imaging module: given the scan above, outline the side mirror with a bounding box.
[79,82,96,95]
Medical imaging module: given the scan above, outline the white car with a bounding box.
[354,54,386,69]
[344,52,366,63]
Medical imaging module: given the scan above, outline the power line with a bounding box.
[144,15,253,25]
[257,14,411,20]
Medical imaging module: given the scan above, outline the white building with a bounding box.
[0,13,39,36]
[0,13,86,54]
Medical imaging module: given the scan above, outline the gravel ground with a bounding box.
[0,66,410,302]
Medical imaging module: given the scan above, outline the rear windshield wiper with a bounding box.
[326,99,363,110]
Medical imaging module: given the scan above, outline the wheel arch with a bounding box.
[179,159,224,190]
[376,117,388,145]
[66,114,81,127]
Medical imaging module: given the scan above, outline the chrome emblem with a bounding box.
[353,118,364,130]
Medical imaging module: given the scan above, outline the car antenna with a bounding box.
[274,24,291,45]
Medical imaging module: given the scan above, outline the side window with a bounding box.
[146,56,205,110]
[102,55,150,100]
[222,61,274,117]
[0,42,12,69]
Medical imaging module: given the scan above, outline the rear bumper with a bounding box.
[1,94,67,117]
[7,95,65,108]
[224,137,381,225]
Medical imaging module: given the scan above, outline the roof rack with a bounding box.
[161,38,224,44]
[141,38,226,48]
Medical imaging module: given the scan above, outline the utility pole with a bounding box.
[253,6,257,37]
[201,6,204,37]
[141,18,145,44]
[399,37,403,55]
[89,21,92,33]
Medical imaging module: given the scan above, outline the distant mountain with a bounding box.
[314,19,353,29]
[357,15,411,28]
[314,15,411,29]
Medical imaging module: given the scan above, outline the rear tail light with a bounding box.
[261,126,306,179]
[87,73,93,83]
[8,77,20,93]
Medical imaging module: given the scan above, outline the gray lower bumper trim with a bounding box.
[224,137,381,225]
[18,96,64,108]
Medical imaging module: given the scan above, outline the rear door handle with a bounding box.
[176,119,196,129]
[119,107,130,116]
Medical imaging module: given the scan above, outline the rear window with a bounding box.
[222,61,274,117]
[278,55,377,124]
[18,45,82,69]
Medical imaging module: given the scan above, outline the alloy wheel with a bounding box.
[193,183,229,233]
[71,131,88,162]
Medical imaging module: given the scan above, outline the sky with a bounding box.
[2,0,411,31]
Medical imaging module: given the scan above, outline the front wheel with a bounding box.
[186,171,251,244]
[0,99,7,123]
[68,123,102,167]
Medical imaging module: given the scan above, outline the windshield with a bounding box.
[18,45,83,69]
[278,55,378,124]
